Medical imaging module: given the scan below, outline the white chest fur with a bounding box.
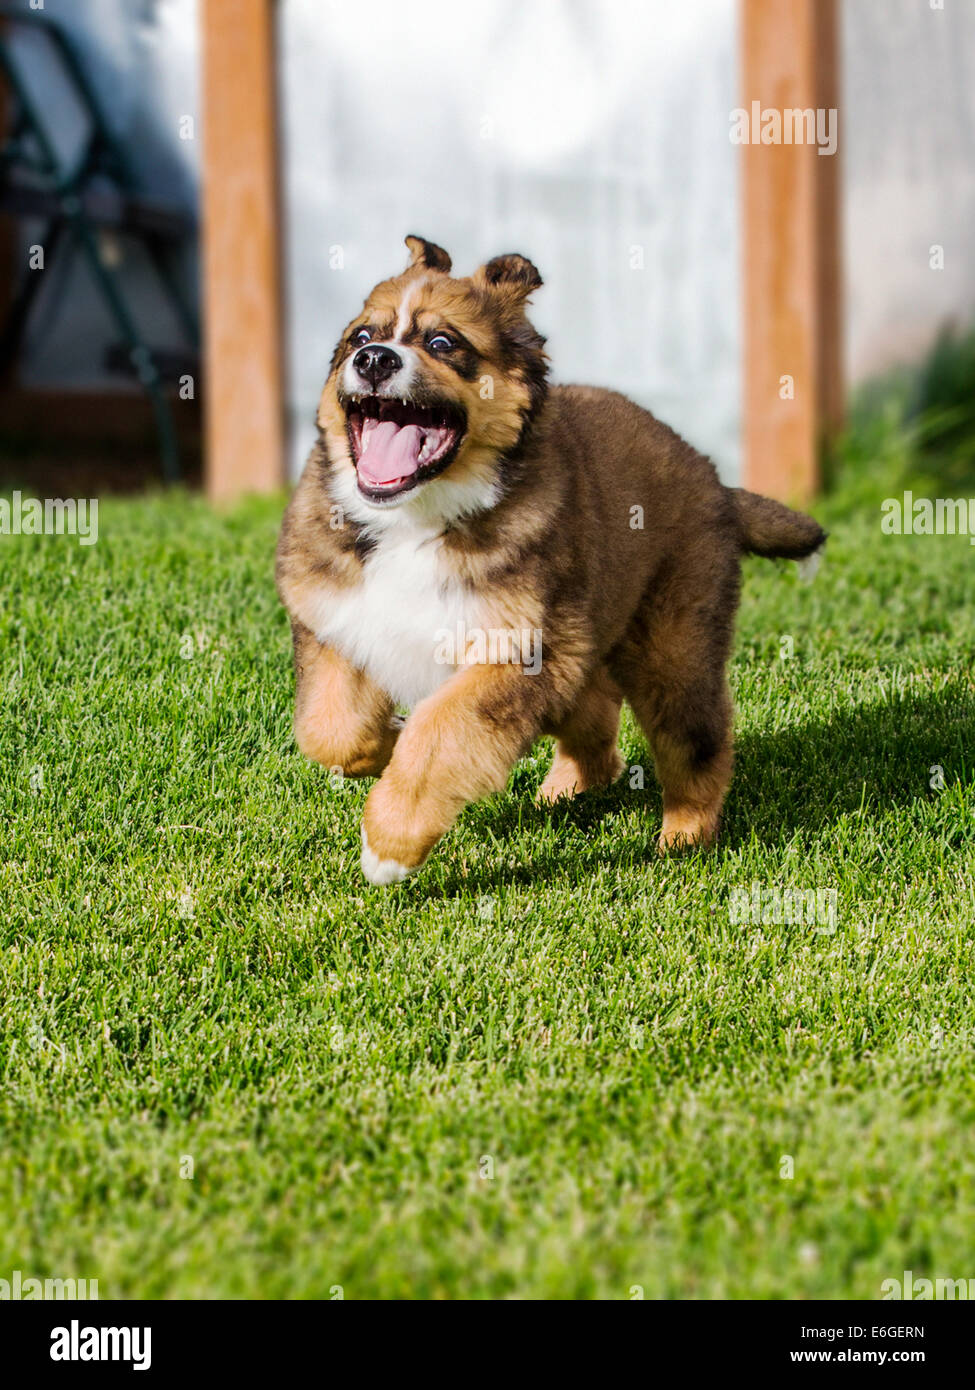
[304,522,481,709]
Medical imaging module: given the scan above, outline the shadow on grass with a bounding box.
[429,679,973,897]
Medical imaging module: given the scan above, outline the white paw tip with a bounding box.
[797,542,825,584]
[360,827,414,885]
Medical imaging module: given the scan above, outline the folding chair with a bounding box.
[0,5,199,481]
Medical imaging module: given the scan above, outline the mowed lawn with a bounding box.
[1,469,973,1299]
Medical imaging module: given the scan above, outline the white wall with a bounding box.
[842,0,975,379]
[278,0,741,481]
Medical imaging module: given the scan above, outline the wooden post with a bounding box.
[201,0,284,501]
[740,0,843,503]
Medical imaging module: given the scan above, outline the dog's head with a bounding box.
[318,236,548,519]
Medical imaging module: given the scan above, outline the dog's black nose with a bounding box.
[353,344,402,388]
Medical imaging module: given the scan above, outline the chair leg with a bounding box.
[71,213,181,482]
[0,217,66,381]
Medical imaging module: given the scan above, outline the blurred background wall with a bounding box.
[278,0,741,481]
[3,0,975,485]
[842,1,975,382]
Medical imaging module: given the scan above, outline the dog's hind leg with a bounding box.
[611,562,738,853]
[634,683,734,852]
[536,664,624,804]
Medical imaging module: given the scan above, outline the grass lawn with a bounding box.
[1,398,974,1299]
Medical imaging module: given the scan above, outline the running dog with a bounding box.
[276,236,824,884]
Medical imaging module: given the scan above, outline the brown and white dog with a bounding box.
[276,235,824,884]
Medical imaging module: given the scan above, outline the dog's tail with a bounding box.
[730,487,826,564]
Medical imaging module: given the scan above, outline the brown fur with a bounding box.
[290,621,400,777]
[276,237,825,880]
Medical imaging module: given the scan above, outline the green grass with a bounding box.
[1,394,974,1299]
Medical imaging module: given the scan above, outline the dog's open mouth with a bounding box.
[345,395,466,500]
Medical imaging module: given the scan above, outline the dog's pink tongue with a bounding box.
[357,421,424,486]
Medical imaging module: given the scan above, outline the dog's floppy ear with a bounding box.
[473,253,543,301]
[404,235,452,273]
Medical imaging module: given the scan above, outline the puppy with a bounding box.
[276,235,824,884]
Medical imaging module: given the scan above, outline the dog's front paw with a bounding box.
[360,826,417,886]
[359,781,437,884]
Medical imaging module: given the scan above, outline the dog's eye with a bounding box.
[427,333,454,353]
[352,327,372,346]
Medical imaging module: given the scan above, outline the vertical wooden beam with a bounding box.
[201,0,284,501]
[741,0,843,502]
